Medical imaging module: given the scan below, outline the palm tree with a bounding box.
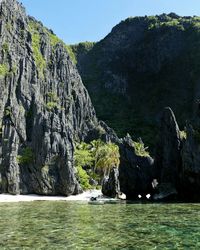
[95,142,120,177]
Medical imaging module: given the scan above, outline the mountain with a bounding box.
[72,13,200,150]
[0,0,109,195]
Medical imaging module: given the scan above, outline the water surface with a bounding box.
[0,201,200,249]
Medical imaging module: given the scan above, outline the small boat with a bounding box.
[88,196,104,205]
[88,200,104,205]
[104,199,120,204]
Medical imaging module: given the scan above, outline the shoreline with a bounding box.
[0,190,102,203]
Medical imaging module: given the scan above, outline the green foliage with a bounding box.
[4,106,11,117]
[0,64,9,77]
[147,16,184,30]
[64,45,77,64]
[47,31,77,64]
[95,142,120,176]
[77,41,95,51]
[48,32,61,47]
[76,166,91,190]
[74,140,120,189]
[5,22,12,32]
[17,147,34,165]
[47,91,58,102]
[74,142,94,168]
[74,142,94,190]
[162,20,184,30]
[132,139,150,157]
[46,101,59,111]
[71,42,95,59]
[74,14,200,153]
[2,43,9,53]
[180,130,187,140]
[28,21,46,79]
[46,91,59,111]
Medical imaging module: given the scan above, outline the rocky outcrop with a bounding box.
[119,135,155,199]
[181,103,200,201]
[153,107,181,200]
[72,14,200,148]
[0,0,101,195]
[102,167,120,198]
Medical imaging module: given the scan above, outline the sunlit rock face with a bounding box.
[0,0,100,195]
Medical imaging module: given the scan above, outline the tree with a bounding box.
[74,142,93,168]
[95,142,120,177]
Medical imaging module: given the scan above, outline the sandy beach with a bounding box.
[0,189,102,203]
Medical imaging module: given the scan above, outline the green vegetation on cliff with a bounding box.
[0,64,9,77]
[17,147,34,165]
[47,29,77,64]
[71,13,200,152]
[28,21,46,79]
[74,140,119,190]
[132,139,150,157]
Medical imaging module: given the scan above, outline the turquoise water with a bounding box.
[0,202,200,249]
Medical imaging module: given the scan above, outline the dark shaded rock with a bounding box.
[89,178,98,186]
[102,167,120,198]
[84,120,120,144]
[181,120,200,201]
[119,135,155,199]
[153,183,178,201]
[72,13,197,149]
[153,107,181,200]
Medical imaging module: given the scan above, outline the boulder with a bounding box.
[102,167,120,198]
[119,135,155,199]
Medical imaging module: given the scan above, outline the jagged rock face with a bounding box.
[119,135,154,199]
[154,107,181,200]
[72,14,200,148]
[0,0,99,195]
[102,167,120,198]
[181,103,200,200]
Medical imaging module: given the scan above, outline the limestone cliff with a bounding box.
[0,0,101,195]
[72,14,200,149]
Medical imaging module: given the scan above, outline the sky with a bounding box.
[19,0,200,44]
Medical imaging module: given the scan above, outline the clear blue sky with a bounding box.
[19,0,200,44]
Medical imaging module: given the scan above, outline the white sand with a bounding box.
[0,189,102,203]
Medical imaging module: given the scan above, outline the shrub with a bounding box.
[76,166,91,190]
[4,106,11,117]
[180,130,187,140]
[74,140,120,188]
[64,45,77,64]
[47,91,58,102]
[0,64,9,77]
[46,101,59,111]
[74,142,94,168]
[45,91,60,111]
[132,139,150,157]
[28,21,46,79]
[95,142,120,177]
[5,22,12,32]
[47,30,77,64]
[17,147,34,165]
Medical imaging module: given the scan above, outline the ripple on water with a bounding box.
[0,202,200,249]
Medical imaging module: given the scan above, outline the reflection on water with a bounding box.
[0,202,200,249]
